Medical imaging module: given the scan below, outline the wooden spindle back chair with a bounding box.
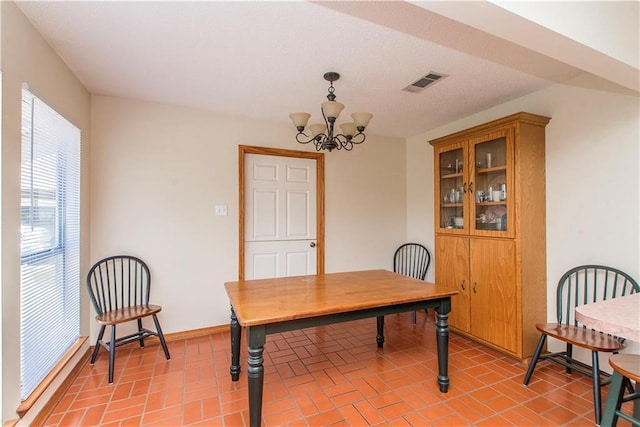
[393,243,431,323]
[523,265,639,424]
[87,255,171,383]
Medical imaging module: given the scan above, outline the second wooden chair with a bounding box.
[393,243,431,323]
[523,265,639,424]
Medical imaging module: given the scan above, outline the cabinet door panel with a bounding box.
[469,238,517,352]
[435,235,470,332]
[470,130,515,238]
[434,142,468,233]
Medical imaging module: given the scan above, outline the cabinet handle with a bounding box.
[463,182,467,193]
[469,182,474,192]
[460,279,465,290]
[472,282,477,293]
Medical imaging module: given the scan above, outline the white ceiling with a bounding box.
[14,1,634,139]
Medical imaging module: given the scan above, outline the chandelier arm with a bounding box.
[333,134,348,143]
[349,132,366,145]
[295,132,322,145]
[333,133,360,148]
[332,134,350,151]
[321,108,335,141]
[311,134,333,151]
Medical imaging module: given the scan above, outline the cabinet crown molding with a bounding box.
[428,112,551,147]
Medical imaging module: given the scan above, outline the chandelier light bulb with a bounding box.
[321,101,345,120]
[309,123,327,138]
[289,112,310,131]
[340,122,357,137]
[351,112,373,129]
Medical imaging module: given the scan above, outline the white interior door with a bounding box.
[245,154,317,279]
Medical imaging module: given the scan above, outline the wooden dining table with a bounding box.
[224,269,457,427]
[575,292,640,419]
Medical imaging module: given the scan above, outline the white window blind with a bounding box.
[20,87,81,400]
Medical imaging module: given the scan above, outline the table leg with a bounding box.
[376,316,385,348]
[436,298,451,393]
[230,307,241,381]
[247,325,266,427]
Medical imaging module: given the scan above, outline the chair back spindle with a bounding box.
[393,243,431,280]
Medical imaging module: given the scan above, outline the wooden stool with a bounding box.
[601,354,640,427]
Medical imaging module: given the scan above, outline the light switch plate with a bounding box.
[215,205,227,216]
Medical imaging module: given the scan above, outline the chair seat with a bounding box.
[536,323,625,352]
[609,354,640,384]
[95,304,163,326]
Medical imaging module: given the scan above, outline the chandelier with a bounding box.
[289,72,373,152]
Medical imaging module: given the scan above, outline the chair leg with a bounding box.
[108,325,116,384]
[137,318,144,347]
[592,351,602,425]
[153,314,171,360]
[600,371,627,427]
[524,334,547,385]
[412,311,417,324]
[566,343,573,375]
[90,325,106,364]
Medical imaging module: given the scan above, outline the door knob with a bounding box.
[309,242,316,247]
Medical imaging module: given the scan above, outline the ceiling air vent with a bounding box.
[402,72,447,93]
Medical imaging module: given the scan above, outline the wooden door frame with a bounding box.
[239,145,325,280]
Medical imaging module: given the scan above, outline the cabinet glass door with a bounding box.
[438,145,466,231]
[471,131,511,236]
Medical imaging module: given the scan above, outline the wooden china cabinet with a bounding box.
[429,112,550,360]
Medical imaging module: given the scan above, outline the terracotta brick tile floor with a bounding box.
[42,311,634,426]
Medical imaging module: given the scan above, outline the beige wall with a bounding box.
[406,74,640,359]
[1,1,92,422]
[2,0,639,423]
[90,96,407,337]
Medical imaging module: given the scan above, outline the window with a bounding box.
[20,87,81,400]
